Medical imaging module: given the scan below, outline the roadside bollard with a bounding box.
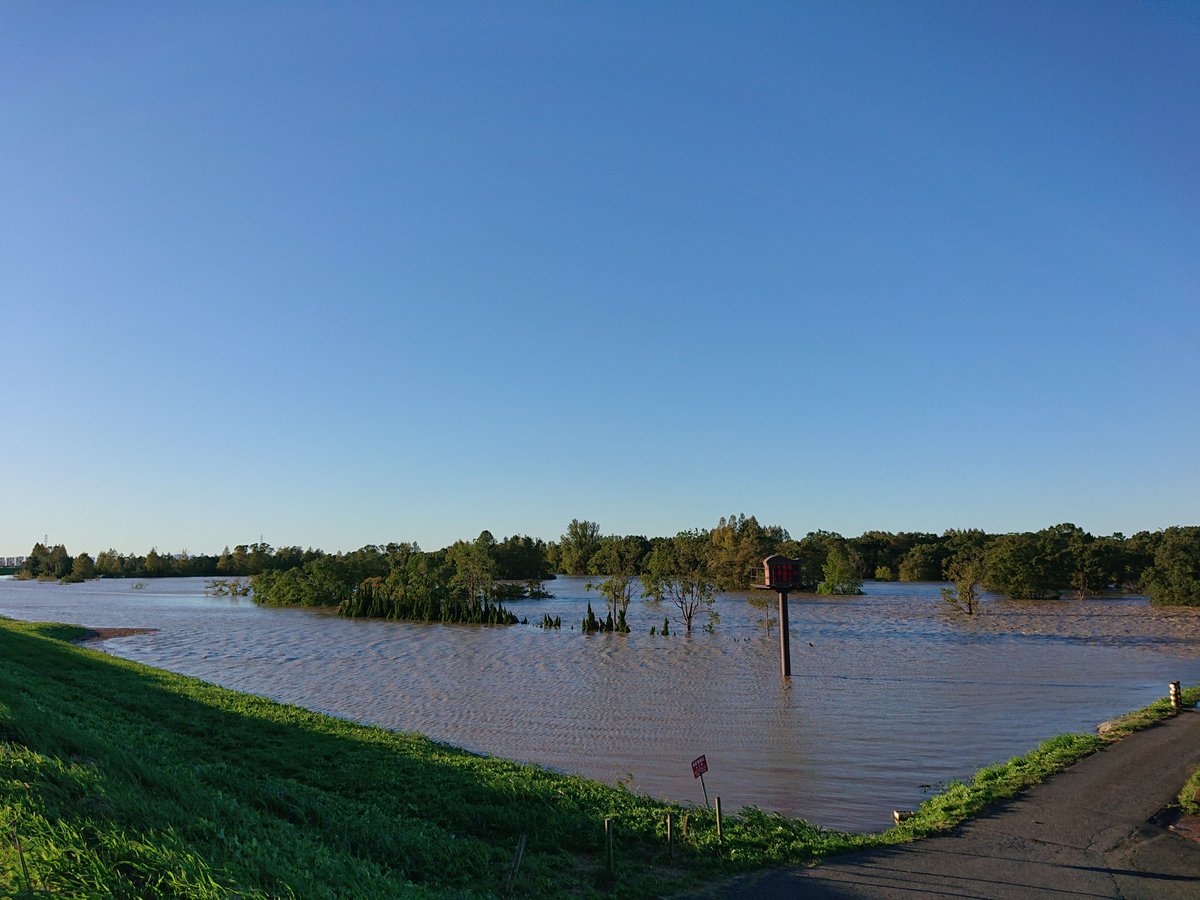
[1169,681,1182,711]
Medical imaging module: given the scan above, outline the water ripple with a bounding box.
[2,575,1199,831]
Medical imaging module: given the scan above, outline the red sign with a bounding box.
[691,755,708,779]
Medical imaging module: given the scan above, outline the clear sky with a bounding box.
[2,1,1197,556]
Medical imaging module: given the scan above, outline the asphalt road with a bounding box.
[699,708,1200,899]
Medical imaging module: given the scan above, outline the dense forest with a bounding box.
[12,519,1200,620]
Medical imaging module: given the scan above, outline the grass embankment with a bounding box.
[0,620,869,898]
[1,618,1195,898]
[1180,769,1200,816]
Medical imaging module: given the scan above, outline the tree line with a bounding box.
[557,517,1200,608]
[14,542,324,582]
[12,519,1200,623]
[251,536,539,625]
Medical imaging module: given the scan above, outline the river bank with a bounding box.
[0,617,868,897]
[3,617,1196,898]
[706,707,1200,899]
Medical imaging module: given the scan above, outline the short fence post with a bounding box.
[666,813,673,859]
[504,833,526,895]
[604,818,614,872]
[1170,681,1182,711]
[12,828,30,892]
[715,797,723,843]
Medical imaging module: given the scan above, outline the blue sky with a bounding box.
[2,1,1197,556]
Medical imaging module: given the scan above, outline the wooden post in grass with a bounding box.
[504,833,526,895]
[12,828,30,892]
[666,814,673,859]
[604,818,614,872]
[715,797,723,843]
[1170,681,1182,711]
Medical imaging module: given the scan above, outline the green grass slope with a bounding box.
[1,618,1194,898]
[0,620,868,898]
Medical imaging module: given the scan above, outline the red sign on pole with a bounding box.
[691,755,708,779]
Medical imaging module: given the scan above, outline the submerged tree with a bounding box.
[776,530,843,590]
[61,553,96,583]
[559,519,602,575]
[747,593,777,637]
[941,552,984,615]
[641,530,718,633]
[1140,526,1200,607]
[491,534,553,581]
[581,601,629,634]
[982,526,1077,599]
[897,542,945,582]
[708,513,788,590]
[447,532,497,607]
[586,535,644,630]
[816,544,863,595]
[18,543,73,581]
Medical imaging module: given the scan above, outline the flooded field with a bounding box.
[2,575,1198,831]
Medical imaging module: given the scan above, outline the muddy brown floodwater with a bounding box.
[2,575,1198,832]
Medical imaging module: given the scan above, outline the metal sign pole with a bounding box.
[691,754,710,807]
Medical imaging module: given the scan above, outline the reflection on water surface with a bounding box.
[2,575,1198,831]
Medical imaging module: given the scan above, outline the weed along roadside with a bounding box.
[1,618,1196,898]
